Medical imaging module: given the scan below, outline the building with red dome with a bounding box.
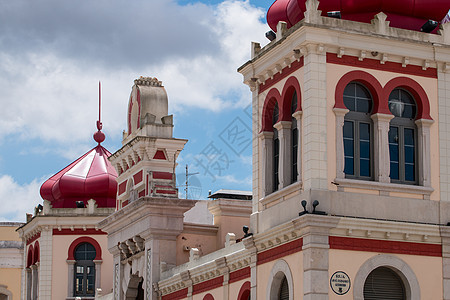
[17,112,117,299]
[128,0,449,299]
[14,0,450,299]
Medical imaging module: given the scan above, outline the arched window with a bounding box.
[291,91,298,183]
[343,82,373,179]
[237,281,251,300]
[74,243,96,297]
[363,267,405,299]
[273,102,280,192]
[388,88,417,184]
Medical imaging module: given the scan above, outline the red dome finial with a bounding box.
[94,81,106,144]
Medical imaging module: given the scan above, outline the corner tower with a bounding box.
[111,77,187,209]
[100,78,196,300]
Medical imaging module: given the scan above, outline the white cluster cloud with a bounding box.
[0,175,44,222]
[0,0,268,221]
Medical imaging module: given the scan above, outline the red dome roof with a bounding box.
[267,0,449,33]
[40,145,118,208]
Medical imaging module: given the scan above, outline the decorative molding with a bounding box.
[329,236,442,257]
[257,238,303,265]
[259,58,304,93]
[327,53,438,78]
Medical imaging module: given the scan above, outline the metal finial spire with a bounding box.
[93,81,105,144]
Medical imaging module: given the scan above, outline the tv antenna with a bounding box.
[185,164,199,199]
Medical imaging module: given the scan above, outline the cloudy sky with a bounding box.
[0,0,275,221]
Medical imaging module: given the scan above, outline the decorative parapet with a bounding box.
[134,77,163,87]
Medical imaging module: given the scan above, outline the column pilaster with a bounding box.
[333,108,349,179]
[371,113,394,182]
[274,121,292,188]
[259,131,274,196]
[293,111,303,182]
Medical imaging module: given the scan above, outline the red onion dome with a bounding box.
[40,145,118,208]
[267,0,449,33]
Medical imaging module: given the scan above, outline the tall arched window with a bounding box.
[343,82,373,179]
[388,88,417,184]
[273,102,280,192]
[74,243,96,297]
[291,91,298,183]
[363,267,405,299]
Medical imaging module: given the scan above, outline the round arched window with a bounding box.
[388,88,417,183]
[74,243,96,296]
[343,82,374,179]
[363,267,405,299]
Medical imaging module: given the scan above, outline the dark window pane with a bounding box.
[403,104,414,119]
[355,84,370,98]
[405,146,415,164]
[345,157,354,175]
[343,121,354,138]
[272,103,279,125]
[390,162,399,180]
[389,127,398,143]
[291,92,297,114]
[359,123,370,141]
[344,139,354,157]
[404,128,414,145]
[343,96,355,111]
[405,164,415,181]
[389,145,399,162]
[356,99,370,113]
[360,141,370,159]
[360,158,370,177]
[344,84,355,97]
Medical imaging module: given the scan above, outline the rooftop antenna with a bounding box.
[185,164,199,199]
[93,81,106,144]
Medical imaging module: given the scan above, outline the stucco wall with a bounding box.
[328,249,443,299]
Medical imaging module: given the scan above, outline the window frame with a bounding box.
[388,88,418,185]
[343,82,374,181]
[74,243,96,297]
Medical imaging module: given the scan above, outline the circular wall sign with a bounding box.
[330,271,351,295]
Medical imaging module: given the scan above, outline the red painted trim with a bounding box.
[155,190,177,195]
[122,200,129,207]
[257,238,303,265]
[137,88,141,130]
[153,150,167,160]
[193,276,223,295]
[153,172,173,180]
[329,236,442,257]
[133,170,143,184]
[26,232,40,245]
[261,88,282,132]
[229,267,250,283]
[27,244,34,268]
[127,95,132,135]
[383,77,432,120]
[334,70,385,114]
[280,76,302,122]
[53,228,106,235]
[33,241,40,264]
[138,190,145,197]
[67,236,102,260]
[118,181,127,195]
[162,288,188,300]
[259,57,304,93]
[327,53,437,79]
[203,294,214,300]
[237,281,251,300]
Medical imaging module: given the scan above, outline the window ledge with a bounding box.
[260,181,303,208]
[334,178,433,197]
